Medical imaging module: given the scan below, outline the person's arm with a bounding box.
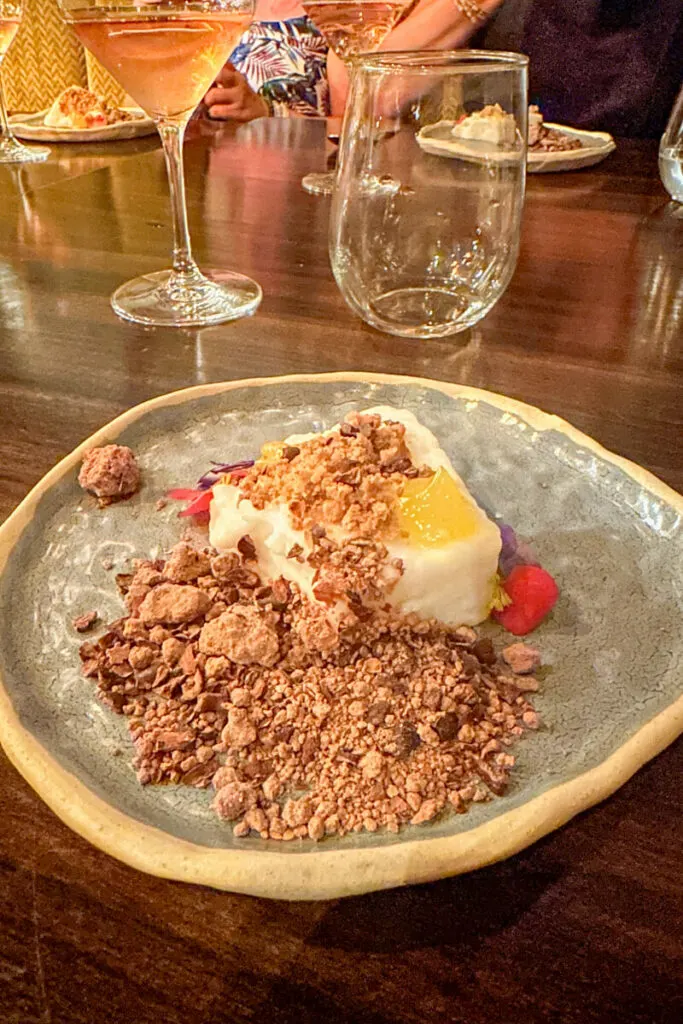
[328,0,506,115]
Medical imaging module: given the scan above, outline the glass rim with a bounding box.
[348,49,529,74]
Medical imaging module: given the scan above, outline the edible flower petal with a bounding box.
[196,460,254,491]
[167,488,204,501]
[178,490,214,518]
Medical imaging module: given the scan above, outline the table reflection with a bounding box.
[627,202,683,367]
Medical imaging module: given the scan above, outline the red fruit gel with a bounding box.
[492,564,559,636]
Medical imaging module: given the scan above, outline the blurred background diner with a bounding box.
[3,0,681,140]
[200,0,683,138]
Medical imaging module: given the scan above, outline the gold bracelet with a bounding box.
[453,0,489,24]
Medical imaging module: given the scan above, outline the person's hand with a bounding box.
[203,63,269,123]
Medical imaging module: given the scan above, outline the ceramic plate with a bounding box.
[9,108,157,143]
[417,121,616,173]
[0,373,681,901]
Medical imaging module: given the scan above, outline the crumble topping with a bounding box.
[237,412,432,540]
[308,531,404,609]
[530,126,583,153]
[528,108,583,153]
[79,540,542,842]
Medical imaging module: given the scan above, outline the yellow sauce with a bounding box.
[398,468,480,547]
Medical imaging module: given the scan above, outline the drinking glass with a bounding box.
[58,0,260,327]
[330,51,528,338]
[300,0,411,195]
[659,83,683,204]
[0,0,50,163]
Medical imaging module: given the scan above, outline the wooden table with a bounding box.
[1,120,681,1024]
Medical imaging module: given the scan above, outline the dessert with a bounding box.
[44,86,136,130]
[450,103,517,146]
[451,103,583,154]
[75,410,559,842]
[209,408,502,628]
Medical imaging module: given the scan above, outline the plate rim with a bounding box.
[0,371,681,900]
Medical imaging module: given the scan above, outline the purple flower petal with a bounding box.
[499,523,518,556]
[498,523,540,576]
[196,459,255,490]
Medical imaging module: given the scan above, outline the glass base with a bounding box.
[111,267,262,327]
[366,286,487,338]
[0,135,50,164]
[302,171,337,196]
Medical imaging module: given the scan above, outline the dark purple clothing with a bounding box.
[477,0,683,137]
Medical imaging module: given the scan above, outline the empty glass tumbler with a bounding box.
[330,51,528,338]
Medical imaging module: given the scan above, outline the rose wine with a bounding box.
[68,9,250,119]
[0,18,20,61]
[302,0,406,62]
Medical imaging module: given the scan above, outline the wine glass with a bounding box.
[58,0,260,328]
[330,51,528,337]
[300,0,411,196]
[0,1,50,163]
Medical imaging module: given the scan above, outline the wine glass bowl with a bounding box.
[330,51,528,338]
[0,0,50,163]
[58,0,260,327]
[302,0,408,61]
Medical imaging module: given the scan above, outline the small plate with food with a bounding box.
[418,104,615,172]
[10,85,156,142]
[0,373,680,900]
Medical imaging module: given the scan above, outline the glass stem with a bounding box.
[157,119,197,277]
[0,76,15,141]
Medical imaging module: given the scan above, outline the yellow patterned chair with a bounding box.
[3,0,126,112]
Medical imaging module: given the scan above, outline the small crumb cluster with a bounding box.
[78,444,140,503]
[79,539,542,842]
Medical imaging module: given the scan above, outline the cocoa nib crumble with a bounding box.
[80,539,543,842]
[72,610,98,633]
[530,125,583,153]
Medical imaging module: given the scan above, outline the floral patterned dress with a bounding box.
[229,17,330,117]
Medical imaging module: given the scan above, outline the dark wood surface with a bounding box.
[0,119,681,1024]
